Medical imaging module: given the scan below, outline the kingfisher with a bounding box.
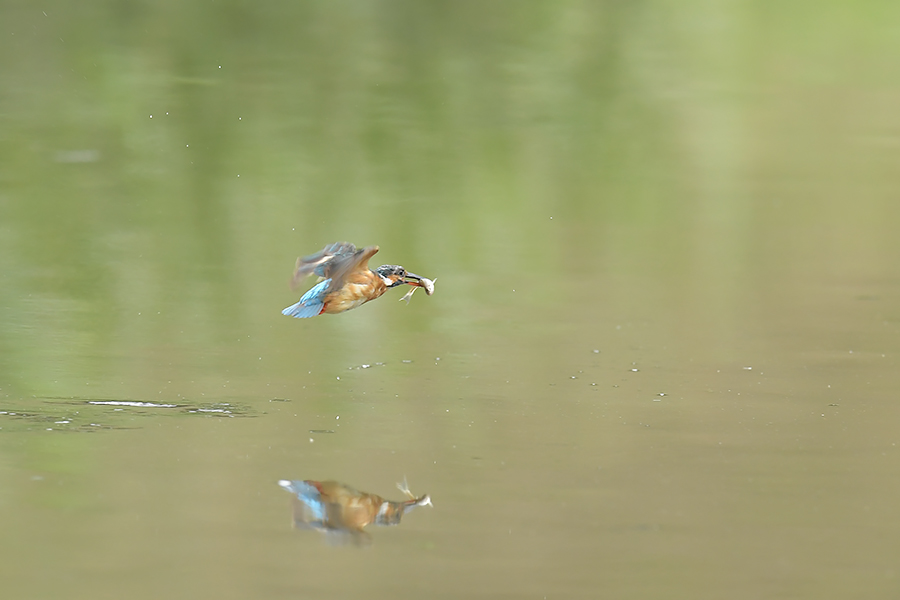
[277,478,432,545]
[281,242,434,319]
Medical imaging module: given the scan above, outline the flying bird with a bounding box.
[282,242,434,318]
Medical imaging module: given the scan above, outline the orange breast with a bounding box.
[323,273,387,314]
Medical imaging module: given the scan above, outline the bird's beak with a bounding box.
[402,272,435,295]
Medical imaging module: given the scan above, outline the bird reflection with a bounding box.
[282,242,435,318]
[278,478,432,545]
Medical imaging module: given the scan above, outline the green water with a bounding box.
[2,2,900,598]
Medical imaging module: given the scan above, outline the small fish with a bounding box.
[400,277,436,304]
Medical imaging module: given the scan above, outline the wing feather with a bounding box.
[325,245,379,291]
[290,242,380,291]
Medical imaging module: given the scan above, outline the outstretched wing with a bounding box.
[290,242,356,288]
[290,242,379,292]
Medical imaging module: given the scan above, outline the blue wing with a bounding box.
[278,480,327,522]
[282,278,330,318]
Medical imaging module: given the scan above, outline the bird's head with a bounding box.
[375,264,432,293]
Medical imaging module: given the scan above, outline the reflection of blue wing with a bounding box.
[282,279,330,318]
[278,480,326,522]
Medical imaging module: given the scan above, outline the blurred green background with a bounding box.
[2,1,900,599]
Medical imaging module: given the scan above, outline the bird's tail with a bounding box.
[282,299,324,318]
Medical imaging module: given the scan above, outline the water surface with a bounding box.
[2,2,900,599]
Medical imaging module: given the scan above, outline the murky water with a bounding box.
[2,2,900,599]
